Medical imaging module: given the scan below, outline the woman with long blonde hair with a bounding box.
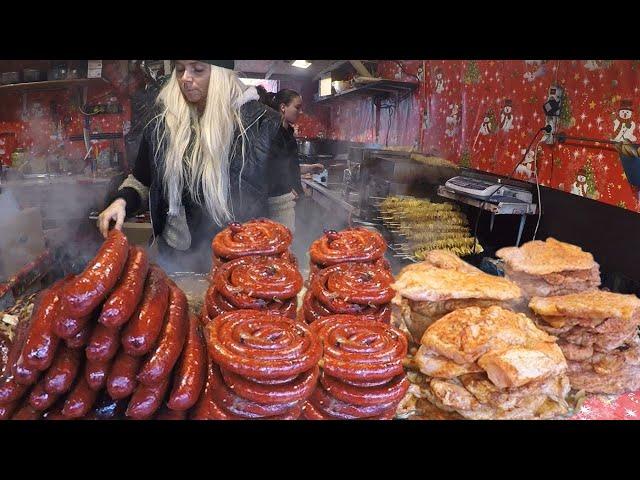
[97,60,283,271]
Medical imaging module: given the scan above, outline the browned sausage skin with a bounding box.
[62,229,129,318]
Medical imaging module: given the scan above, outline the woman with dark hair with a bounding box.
[256,86,323,233]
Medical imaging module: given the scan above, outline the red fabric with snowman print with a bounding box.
[301,60,640,213]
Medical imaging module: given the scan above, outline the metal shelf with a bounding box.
[0,77,108,93]
[314,80,418,104]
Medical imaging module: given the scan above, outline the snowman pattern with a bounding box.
[500,100,514,132]
[571,169,589,197]
[584,60,599,71]
[434,69,445,94]
[445,103,460,137]
[584,60,611,71]
[612,100,637,143]
[515,148,536,179]
[478,111,494,136]
[523,60,545,82]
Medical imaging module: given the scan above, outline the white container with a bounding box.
[331,80,350,93]
[87,60,103,78]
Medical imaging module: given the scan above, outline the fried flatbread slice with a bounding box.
[496,237,597,276]
[421,306,555,364]
[392,264,522,302]
[529,290,640,324]
[477,341,567,389]
[414,345,483,378]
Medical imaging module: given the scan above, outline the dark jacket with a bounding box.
[114,98,283,245]
[267,124,303,196]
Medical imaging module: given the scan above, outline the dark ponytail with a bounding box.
[256,86,301,112]
[256,85,276,108]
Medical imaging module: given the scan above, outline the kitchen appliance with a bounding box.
[297,139,332,159]
[1,72,20,85]
[343,147,367,202]
[444,176,532,203]
[311,170,328,185]
[297,138,340,185]
[48,64,67,81]
[23,69,43,82]
[443,172,534,205]
[438,169,538,246]
[355,148,460,220]
[310,162,347,188]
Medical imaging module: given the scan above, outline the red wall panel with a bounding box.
[315,60,640,213]
[3,59,638,213]
[0,60,133,170]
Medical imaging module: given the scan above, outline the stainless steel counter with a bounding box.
[299,178,412,276]
[301,178,359,217]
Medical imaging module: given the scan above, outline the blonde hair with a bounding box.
[153,65,248,225]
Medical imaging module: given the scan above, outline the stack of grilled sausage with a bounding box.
[193,309,322,419]
[205,256,303,322]
[308,227,390,282]
[210,218,296,277]
[302,228,393,325]
[0,230,207,420]
[302,315,409,420]
[302,262,395,325]
[203,219,301,324]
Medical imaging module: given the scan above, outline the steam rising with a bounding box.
[291,196,352,278]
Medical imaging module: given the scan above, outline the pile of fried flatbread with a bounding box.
[496,238,601,299]
[530,290,640,395]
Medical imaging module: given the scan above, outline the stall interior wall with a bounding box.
[277,76,330,139]
[0,60,138,169]
[0,61,331,170]
[4,60,640,214]
[308,60,640,213]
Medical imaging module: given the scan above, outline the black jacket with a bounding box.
[114,99,283,245]
[267,124,303,196]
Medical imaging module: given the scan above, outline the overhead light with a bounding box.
[291,60,312,69]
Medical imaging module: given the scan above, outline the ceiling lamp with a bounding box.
[291,60,312,69]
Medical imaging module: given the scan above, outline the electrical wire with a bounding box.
[508,127,546,177]
[375,85,413,146]
[472,203,483,255]
[78,105,101,116]
[503,126,547,241]
[468,127,545,249]
[537,60,559,235]
[395,61,421,81]
[532,138,545,240]
[385,105,395,146]
[76,88,117,115]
